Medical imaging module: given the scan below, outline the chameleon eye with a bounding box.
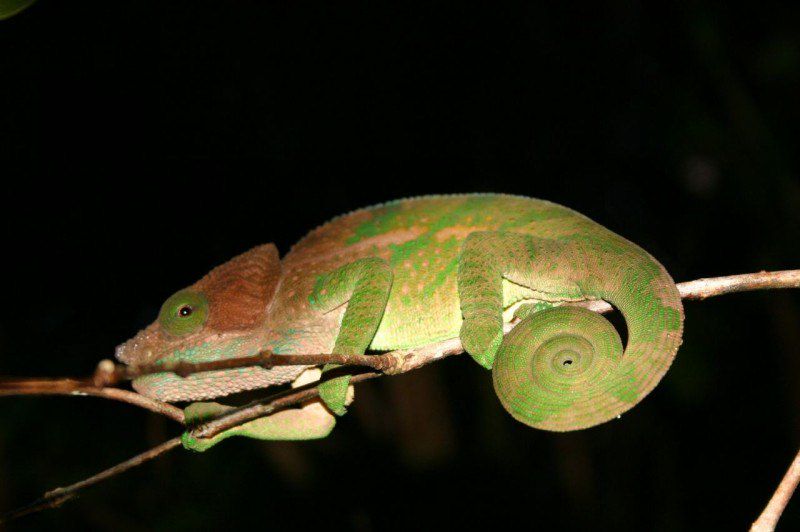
[158,290,208,337]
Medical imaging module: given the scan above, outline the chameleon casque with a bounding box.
[116,194,683,451]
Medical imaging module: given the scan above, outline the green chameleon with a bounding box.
[116,194,683,451]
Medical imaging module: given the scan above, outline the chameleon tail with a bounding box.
[492,253,683,431]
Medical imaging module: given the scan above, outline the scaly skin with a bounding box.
[116,194,683,448]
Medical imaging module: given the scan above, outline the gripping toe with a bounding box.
[318,365,351,416]
[460,324,504,370]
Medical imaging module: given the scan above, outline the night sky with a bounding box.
[2,2,800,530]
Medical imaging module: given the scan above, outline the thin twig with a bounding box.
[0,493,75,524]
[0,378,184,423]
[576,269,800,313]
[0,437,182,524]
[751,447,800,532]
[96,351,394,387]
[680,269,800,300]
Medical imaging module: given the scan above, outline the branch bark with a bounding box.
[0,437,182,524]
[751,446,800,532]
[0,378,185,423]
[0,269,798,525]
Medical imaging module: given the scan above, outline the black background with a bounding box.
[2,1,800,530]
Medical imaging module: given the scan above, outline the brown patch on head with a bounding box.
[115,244,282,366]
[192,244,282,332]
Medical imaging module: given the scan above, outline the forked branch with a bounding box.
[0,269,798,526]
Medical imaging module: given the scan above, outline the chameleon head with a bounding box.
[115,244,289,402]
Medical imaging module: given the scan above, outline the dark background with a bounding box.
[2,1,799,530]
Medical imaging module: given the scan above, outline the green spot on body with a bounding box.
[664,307,682,331]
[308,275,327,308]
[604,361,640,403]
[497,206,571,230]
[346,203,417,245]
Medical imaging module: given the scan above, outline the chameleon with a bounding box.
[115,194,683,451]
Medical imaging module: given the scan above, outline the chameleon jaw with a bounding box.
[130,365,308,403]
[116,326,304,402]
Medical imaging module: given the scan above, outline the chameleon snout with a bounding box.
[113,343,128,363]
[115,327,160,365]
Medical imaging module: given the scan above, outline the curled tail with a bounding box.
[492,250,684,431]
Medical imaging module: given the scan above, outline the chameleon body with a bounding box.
[116,194,683,450]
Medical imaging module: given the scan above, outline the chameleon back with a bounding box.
[279,194,627,351]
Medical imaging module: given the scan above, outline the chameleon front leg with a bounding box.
[183,257,391,451]
[309,257,393,415]
[182,368,354,452]
[458,231,683,431]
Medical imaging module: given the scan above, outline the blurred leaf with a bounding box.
[0,0,36,21]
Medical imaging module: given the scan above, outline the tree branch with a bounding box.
[576,269,800,313]
[1,269,798,525]
[751,446,800,532]
[0,437,182,524]
[0,377,185,423]
[96,351,395,386]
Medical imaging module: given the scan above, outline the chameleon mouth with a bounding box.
[114,326,161,366]
[114,341,134,364]
[114,343,155,366]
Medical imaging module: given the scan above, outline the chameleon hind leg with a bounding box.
[458,230,683,431]
[309,257,393,415]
